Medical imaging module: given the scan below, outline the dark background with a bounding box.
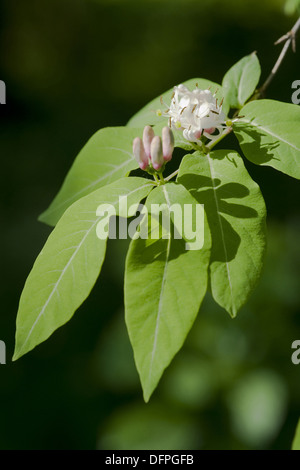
[0,0,300,449]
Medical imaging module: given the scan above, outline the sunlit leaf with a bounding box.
[14,177,154,360]
[39,127,143,226]
[178,150,266,317]
[222,52,261,111]
[234,100,300,179]
[125,182,211,401]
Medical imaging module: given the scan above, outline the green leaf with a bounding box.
[39,127,142,227]
[125,183,211,401]
[127,78,224,130]
[222,52,261,111]
[13,177,154,361]
[178,150,266,317]
[292,419,300,450]
[234,100,300,179]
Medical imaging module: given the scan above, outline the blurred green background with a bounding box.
[0,0,300,450]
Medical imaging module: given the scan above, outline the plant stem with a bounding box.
[165,127,233,182]
[158,171,165,183]
[153,173,160,184]
[206,126,233,151]
[165,169,179,182]
[162,18,300,185]
[259,16,300,96]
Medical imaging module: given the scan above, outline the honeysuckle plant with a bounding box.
[13,19,300,401]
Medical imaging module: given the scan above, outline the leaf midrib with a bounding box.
[17,218,99,359]
[237,65,247,106]
[206,153,235,313]
[240,118,300,154]
[148,185,172,386]
[17,183,154,358]
[44,149,136,217]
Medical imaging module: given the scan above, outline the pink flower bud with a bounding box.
[133,137,149,170]
[162,126,174,162]
[205,127,215,135]
[150,136,164,170]
[143,125,155,159]
[194,130,203,139]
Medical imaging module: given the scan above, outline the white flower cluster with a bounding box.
[165,84,226,144]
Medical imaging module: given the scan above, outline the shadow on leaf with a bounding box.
[179,173,258,263]
[132,217,188,264]
[234,122,280,164]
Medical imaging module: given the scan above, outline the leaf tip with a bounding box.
[37,212,46,223]
[12,350,20,362]
[142,389,152,403]
[141,377,156,403]
[228,307,238,319]
[38,211,55,227]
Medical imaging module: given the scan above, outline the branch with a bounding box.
[259,16,300,96]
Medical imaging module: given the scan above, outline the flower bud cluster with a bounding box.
[133,126,174,172]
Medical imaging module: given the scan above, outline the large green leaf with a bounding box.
[234,100,300,179]
[39,127,143,226]
[125,183,211,401]
[222,52,261,111]
[178,150,266,317]
[127,78,224,130]
[13,177,154,361]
